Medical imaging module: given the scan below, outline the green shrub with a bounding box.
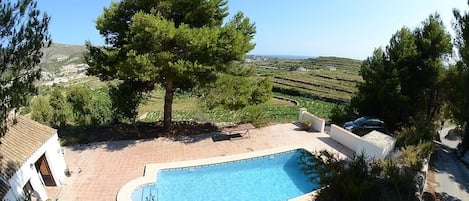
[394,141,434,171]
[240,105,271,127]
[299,150,382,201]
[19,107,31,115]
[299,149,421,201]
[396,117,437,147]
[49,87,72,127]
[30,96,53,125]
[329,104,356,124]
[382,159,417,201]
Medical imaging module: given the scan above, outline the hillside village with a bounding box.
[37,43,88,86]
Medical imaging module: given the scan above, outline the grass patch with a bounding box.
[141,94,334,124]
[139,95,200,114]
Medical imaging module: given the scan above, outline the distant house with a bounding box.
[324,66,337,71]
[296,67,307,72]
[56,56,68,62]
[0,116,66,201]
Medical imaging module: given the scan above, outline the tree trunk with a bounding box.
[163,79,174,130]
[132,118,141,137]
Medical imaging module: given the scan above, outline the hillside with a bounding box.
[250,56,363,103]
[36,43,364,103]
[41,43,86,63]
[37,43,104,87]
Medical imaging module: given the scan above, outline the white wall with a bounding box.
[3,133,66,201]
[298,108,325,132]
[356,140,385,160]
[329,125,396,160]
[329,124,361,151]
[381,139,396,159]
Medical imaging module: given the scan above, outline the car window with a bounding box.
[368,120,383,126]
[354,117,367,125]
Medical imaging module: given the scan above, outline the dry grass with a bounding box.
[138,96,200,114]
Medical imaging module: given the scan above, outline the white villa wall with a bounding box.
[381,139,396,159]
[298,108,325,132]
[3,134,66,201]
[356,140,385,160]
[329,125,395,160]
[329,124,361,151]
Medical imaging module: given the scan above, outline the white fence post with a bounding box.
[299,108,307,122]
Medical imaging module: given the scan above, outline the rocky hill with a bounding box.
[41,43,86,63]
[38,43,89,86]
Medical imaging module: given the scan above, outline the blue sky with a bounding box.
[38,0,468,60]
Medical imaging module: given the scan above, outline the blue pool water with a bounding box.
[131,149,319,201]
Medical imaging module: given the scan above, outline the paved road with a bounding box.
[428,147,469,201]
[425,126,469,201]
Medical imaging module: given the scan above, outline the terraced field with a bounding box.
[251,56,363,103]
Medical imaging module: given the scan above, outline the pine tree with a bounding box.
[0,0,50,135]
[85,0,256,129]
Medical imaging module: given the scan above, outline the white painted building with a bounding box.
[0,116,66,200]
[298,108,396,160]
[329,124,396,160]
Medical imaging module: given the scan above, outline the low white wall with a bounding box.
[382,139,396,159]
[4,133,66,201]
[329,124,361,151]
[329,125,395,160]
[298,108,325,132]
[356,140,385,160]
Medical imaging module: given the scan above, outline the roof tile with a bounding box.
[0,116,56,179]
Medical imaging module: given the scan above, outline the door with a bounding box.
[35,154,56,186]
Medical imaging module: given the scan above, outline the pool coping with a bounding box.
[116,144,319,201]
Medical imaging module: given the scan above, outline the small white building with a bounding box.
[0,116,66,200]
[329,124,396,160]
[324,66,337,71]
[357,130,396,160]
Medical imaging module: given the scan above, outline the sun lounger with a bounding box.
[222,123,255,139]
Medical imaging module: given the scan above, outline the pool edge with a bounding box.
[116,144,318,201]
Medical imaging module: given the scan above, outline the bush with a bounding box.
[396,117,437,147]
[299,149,423,201]
[381,159,417,201]
[201,74,273,111]
[90,88,112,125]
[30,96,53,125]
[30,86,114,128]
[66,86,93,125]
[49,87,72,127]
[19,107,31,115]
[394,141,434,171]
[299,150,382,201]
[329,104,356,124]
[240,105,271,127]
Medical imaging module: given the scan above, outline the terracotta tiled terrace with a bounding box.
[52,123,353,201]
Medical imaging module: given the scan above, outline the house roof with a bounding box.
[0,116,56,179]
[361,130,395,148]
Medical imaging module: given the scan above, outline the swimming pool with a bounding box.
[130,149,318,201]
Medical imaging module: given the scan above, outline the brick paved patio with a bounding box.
[51,123,352,201]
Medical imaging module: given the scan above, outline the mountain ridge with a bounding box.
[41,43,87,63]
